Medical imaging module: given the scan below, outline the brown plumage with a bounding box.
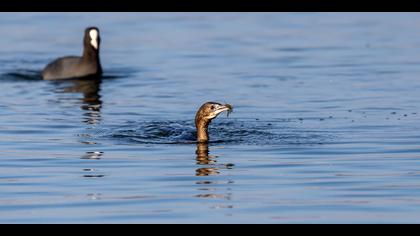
[195,102,233,143]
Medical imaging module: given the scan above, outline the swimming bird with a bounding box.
[42,27,102,80]
[195,102,233,143]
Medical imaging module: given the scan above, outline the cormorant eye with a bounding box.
[211,105,215,110]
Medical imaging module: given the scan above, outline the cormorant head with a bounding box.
[195,102,233,143]
[195,102,233,126]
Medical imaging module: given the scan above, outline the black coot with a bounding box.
[42,27,102,80]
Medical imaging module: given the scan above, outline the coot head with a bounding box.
[84,27,101,52]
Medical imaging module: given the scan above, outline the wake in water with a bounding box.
[89,119,333,146]
[0,69,42,81]
[0,66,139,82]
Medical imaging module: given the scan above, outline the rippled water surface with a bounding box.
[1,13,420,223]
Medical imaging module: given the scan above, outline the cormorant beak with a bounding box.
[212,103,233,118]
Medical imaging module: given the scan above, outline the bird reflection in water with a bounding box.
[81,152,106,179]
[196,143,220,176]
[195,143,234,209]
[81,151,104,160]
[195,143,234,176]
[54,79,105,177]
[58,78,103,125]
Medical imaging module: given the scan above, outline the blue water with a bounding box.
[1,12,420,223]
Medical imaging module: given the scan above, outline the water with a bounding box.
[1,13,420,223]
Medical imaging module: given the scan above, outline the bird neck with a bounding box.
[196,119,211,143]
[82,48,102,75]
[82,46,100,62]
